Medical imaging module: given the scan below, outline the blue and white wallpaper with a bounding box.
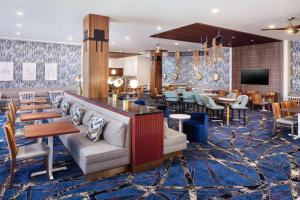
[162,48,231,89]
[290,40,300,94]
[0,39,81,89]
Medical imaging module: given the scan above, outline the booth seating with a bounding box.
[163,119,187,154]
[183,112,208,143]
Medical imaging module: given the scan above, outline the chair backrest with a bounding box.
[281,101,291,117]
[207,96,218,108]
[134,99,145,106]
[182,92,194,100]
[194,93,203,105]
[8,103,16,122]
[176,87,186,94]
[3,122,17,160]
[233,95,248,108]
[289,100,298,108]
[252,94,262,104]
[272,103,282,120]
[164,91,178,99]
[48,90,64,101]
[200,95,210,106]
[217,90,226,97]
[19,92,35,101]
[6,109,16,128]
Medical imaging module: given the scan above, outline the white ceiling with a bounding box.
[1,0,300,53]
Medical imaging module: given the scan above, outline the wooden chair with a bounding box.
[154,88,163,103]
[281,101,291,117]
[252,94,269,110]
[6,108,24,138]
[137,87,144,100]
[272,103,297,136]
[217,90,227,97]
[289,100,298,108]
[3,121,49,186]
[19,91,35,101]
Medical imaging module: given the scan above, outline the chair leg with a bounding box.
[291,124,294,136]
[243,110,246,125]
[273,122,276,133]
[9,160,16,187]
[44,155,50,180]
[231,109,234,122]
[238,110,241,120]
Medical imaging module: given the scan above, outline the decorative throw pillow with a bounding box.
[71,105,84,126]
[60,100,70,115]
[52,96,63,108]
[86,116,106,143]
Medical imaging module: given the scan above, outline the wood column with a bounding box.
[150,50,162,97]
[82,14,109,98]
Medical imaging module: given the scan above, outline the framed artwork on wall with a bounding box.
[22,62,36,81]
[0,62,14,81]
[213,73,220,81]
[45,63,58,80]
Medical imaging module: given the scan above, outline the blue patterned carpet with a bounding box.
[1,110,300,200]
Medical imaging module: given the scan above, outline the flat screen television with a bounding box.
[241,68,269,85]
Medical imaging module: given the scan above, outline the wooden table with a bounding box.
[20,97,48,104]
[19,104,52,111]
[281,107,300,139]
[20,111,62,122]
[213,97,237,126]
[24,121,79,179]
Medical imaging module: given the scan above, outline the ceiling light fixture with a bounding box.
[188,49,192,52]
[232,36,236,39]
[156,26,162,31]
[119,50,123,52]
[211,8,219,14]
[269,25,275,29]
[156,44,160,53]
[16,11,23,16]
[125,36,130,40]
[16,23,22,28]
[250,39,254,42]
[16,32,21,35]
[67,36,72,41]
[174,42,179,46]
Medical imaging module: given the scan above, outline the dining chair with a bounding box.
[231,95,249,125]
[48,90,64,103]
[252,94,269,111]
[137,87,144,100]
[154,88,163,103]
[164,91,181,110]
[6,109,24,138]
[194,93,205,112]
[272,103,297,137]
[281,101,291,117]
[3,121,49,186]
[182,91,196,112]
[19,92,35,101]
[289,100,298,108]
[204,96,225,124]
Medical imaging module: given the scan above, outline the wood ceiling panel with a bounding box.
[151,23,281,47]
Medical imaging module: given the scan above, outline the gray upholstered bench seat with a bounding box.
[164,125,187,155]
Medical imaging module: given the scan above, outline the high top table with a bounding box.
[213,97,237,126]
[25,121,79,180]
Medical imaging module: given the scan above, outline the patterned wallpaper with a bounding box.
[162,48,231,89]
[0,39,81,89]
[290,40,300,94]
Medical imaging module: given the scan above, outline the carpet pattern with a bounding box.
[0,109,300,199]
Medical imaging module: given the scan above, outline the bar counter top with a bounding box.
[66,92,162,116]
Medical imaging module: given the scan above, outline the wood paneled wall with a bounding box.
[150,51,162,97]
[82,14,109,98]
[232,42,283,99]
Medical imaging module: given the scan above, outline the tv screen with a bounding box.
[241,68,269,85]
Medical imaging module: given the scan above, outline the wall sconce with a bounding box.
[111,69,117,75]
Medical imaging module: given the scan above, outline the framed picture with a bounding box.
[22,62,36,81]
[45,63,58,80]
[213,73,220,81]
[0,62,14,81]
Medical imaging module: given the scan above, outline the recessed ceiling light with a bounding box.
[232,36,236,39]
[140,52,144,54]
[269,25,275,29]
[174,42,179,46]
[119,50,123,52]
[125,36,130,40]
[250,39,254,42]
[111,41,115,45]
[16,32,21,35]
[67,36,72,41]
[211,8,219,14]
[16,23,22,28]
[156,26,162,31]
[16,11,23,16]
[188,49,192,52]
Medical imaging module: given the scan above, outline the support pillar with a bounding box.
[150,50,162,97]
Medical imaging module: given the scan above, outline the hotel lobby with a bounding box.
[1,0,300,199]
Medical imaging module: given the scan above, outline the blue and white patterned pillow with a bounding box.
[60,100,70,115]
[86,116,106,143]
[71,105,84,126]
[52,95,63,108]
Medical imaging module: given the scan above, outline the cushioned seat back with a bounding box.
[194,93,203,105]
[207,96,218,108]
[164,91,178,99]
[182,92,195,101]
[200,95,209,106]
